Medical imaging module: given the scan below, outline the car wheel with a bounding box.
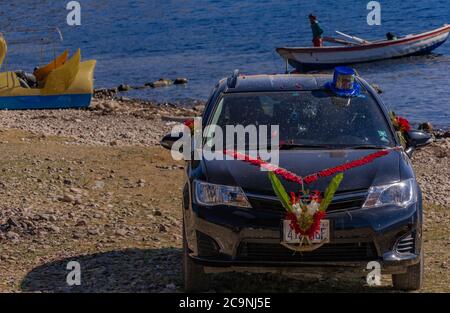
[392,251,424,291]
[182,224,210,293]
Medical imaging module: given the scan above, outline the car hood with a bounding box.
[202,149,401,193]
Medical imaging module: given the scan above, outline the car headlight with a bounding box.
[363,178,417,209]
[194,180,252,208]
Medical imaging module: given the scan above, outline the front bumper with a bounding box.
[184,202,422,275]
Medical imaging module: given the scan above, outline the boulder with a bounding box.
[60,194,75,203]
[150,78,173,88]
[93,88,118,99]
[118,84,131,92]
[418,122,433,133]
[174,77,188,85]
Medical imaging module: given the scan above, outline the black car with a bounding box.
[161,70,432,292]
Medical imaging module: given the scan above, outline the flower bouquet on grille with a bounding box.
[268,171,344,250]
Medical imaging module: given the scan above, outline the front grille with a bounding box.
[327,198,366,212]
[197,231,220,257]
[395,233,415,254]
[237,242,378,262]
[246,190,367,213]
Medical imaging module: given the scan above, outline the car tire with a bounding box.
[182,224,210,293]
[392,251,424,291]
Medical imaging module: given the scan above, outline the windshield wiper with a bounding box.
[344,144,390,150]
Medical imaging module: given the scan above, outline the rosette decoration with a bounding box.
[389,111,411,147]
[183,118,195,134]
[268,171,344,239]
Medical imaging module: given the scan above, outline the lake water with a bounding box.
[1,0,449,127]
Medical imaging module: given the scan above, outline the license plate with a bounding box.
[283,219,330,244]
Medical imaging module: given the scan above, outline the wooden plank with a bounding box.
[323,36,359,46]
[335,31,372,44]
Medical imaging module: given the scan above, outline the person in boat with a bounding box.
[386,32,398,40]
[15,70,37,88]
[309,14,324,47]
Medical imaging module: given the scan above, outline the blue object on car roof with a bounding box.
[325,66,361,97]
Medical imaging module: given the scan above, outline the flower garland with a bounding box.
[268,171,343,240]
[183,118,195,134]
[389,111,411,147]
[287,189,325,237]
[395,117,411,132]
[286,211,325,238]
[223,147,397,243]
[224,148,392,185]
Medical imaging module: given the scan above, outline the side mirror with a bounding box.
[405,130,432,156]
[160,132,183,150]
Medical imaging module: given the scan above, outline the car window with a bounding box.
[207,90,395,148]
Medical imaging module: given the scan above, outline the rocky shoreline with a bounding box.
[95,77,190,97]
[0,96,204,147]
[0,95,448,292]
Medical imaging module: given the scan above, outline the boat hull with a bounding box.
[277,25,450,70]
[0,50,96,110]
[0,93,92,110]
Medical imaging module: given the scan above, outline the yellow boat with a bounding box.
[0,34,96,110]
[33,49,69,82]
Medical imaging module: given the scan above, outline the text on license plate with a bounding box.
[283,219,330,244]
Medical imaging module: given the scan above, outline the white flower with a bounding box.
[306,200,320,216]
[292,203,302,218]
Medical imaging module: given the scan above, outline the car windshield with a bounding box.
[206,90,395,149]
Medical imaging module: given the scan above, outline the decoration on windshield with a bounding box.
[324,66,361,97]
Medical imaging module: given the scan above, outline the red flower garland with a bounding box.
[396,116,411,132]
[183,118,195,133]
[286,211,326,238]
[224,149,304,184]
[225,148,397,239]
[224,149,394,185]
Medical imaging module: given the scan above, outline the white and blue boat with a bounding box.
[276,24,450,70]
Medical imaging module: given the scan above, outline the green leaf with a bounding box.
[268,171,293,213]
[389,111,396,120]
[319,173,344,212]
[397,130,407,147]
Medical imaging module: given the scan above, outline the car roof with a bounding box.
[219,73,339,93]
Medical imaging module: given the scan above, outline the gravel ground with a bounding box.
[0,98,448,293]
[0,97,203,147]
[412,139,450,207]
